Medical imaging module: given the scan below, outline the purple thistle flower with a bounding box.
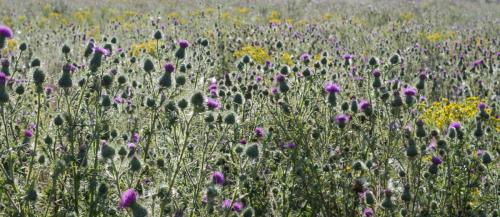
[208,83,218,91]
[114,96,124,104]
[131,132,140,143]
[94,47,110,56]
[449,122,461,130]
[24,129,33,138]
[343,53,353,60]
[255,76,262,82]
[324,82,341,93]
[45,85,55,95]
[287,143,296,149]
[275,73,285,82]
[119,188,137,208]
[164,63,175,73]
[239,139,247,145]
[1,59,9,68]
[255,127,265,138]
[363,208,374,217]
[212,171,224,186]
[477,102,486,110]
[359,100,371,111]
[233,201,244,212]
[0,25,13,38]
[178,39,189,49]
[127,143,137,150]
[300,53,311,62]
[63,63,77,73]
[335,114,349,124]
[431,156,443,165]
[372,68,381,77]
[221,199,232,209]
[206,98,220,110]
[477,149,484,157]
[403,87,417,96]
[416,70,426,79]
[0,71,8,84]
[271,87,278,95]
[427,137,437,151]
[265,61,273,68]
[472,59,484,68]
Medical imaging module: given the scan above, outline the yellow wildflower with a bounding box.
[129,40,159,57]
[281,52,294,66]
[234,45,271,65]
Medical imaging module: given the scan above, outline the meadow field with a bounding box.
[0,0,498,216]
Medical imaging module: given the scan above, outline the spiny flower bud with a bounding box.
[401,185,411,202]
[178,99,188,110]
[245,144,259,159]
[62,44,71,54]
[26,185,38,201]
[482,152,492,164]
[154,30,162,40]
[130,156,142,172]
[369,56,378,66]
[159,73,172,88]
[58,71,72,88]
[33,68,45,85]
[101,144,116,159]
[143,59,155,73]
[390,53,400,64]
[224,112,236,125]
[366,191,376,205]
[190,92,205,107]
[31,58,41,67]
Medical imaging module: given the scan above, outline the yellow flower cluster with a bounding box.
[236,7,250,15]
[420,97,498,131]
[1,39,17,55]
[234,45,271,65]
[130,40,159,57]
[424,31,456,43]
[281,52,294,66]
[399,12,415,22]
[268,10,281,24]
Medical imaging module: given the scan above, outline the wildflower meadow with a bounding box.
[0,0,498,216]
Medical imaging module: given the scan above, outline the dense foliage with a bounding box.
[0,0,498,216]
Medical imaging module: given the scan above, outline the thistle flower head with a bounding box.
[403,87,417,96]
[363,208,374,217]
[472,59,483,68]
[275,73,285,82]
[119,188,137,208]
[0,25,13,38]
[24,129,33,138]
[359,100,371,111]
[233,201,244,212]
[431,156,442,165]
[94,47,110,56]
[164,63,175,73]
[449,121,461,130]
[255,127,265,138]
[0,71,8,84]
[178,39,189,49]
[324,82,341,93]
[212,171,224,186]
[300,53,310,62]
[419,72,427,80]
[335,114,349,124]
[343,53,353,60]
[206,98,220,110]
[477,102,486,110]
[221,199,232,209]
